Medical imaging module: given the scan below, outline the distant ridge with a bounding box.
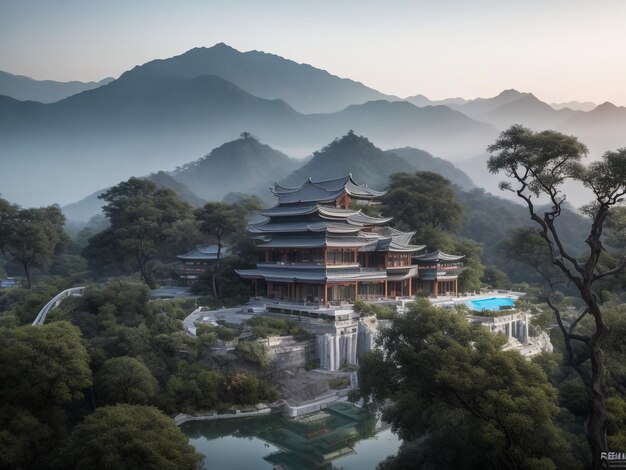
[0,67,495,206]
[560,101,626,150]
[0,70,113,103]
[172,133,301,203]
[550,100,597,112]
[388,147,474,190]
[404,94,467,108]
[281,131,414,190]
[120,42,398,113]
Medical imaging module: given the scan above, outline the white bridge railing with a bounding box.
[32,287,85,326]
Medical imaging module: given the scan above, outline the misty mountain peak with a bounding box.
[499,88,529,97]
[186,42,238,55]
[172,134,299,202]
[114,43,395,114]
[193,133,285,166]
[213,42,235,49]
[314,130,378,159]
[595,101,618,111]
[282,132,414,190]
[496,89,538,101]
[498,88,523,97]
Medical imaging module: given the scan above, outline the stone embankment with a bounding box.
[174,405,275,426]
[175,369,357,425]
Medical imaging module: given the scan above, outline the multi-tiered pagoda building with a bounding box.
[238,175,462,303]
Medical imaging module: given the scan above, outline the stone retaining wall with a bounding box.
[174,407,273,426]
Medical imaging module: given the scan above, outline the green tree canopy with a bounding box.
[0,199,67,288]
[0,278,71,326]
[234,340,271,369]
[228,372,278,405]
[0,321,92,469]
[83,178,194,288]
[195,201,249,298]
[0,321,92,410]
[64,404,202,470]
[382,171,463,236]
[163,363,223,414]
[0,198,18,254]
[352,300,574,469]
[95,356,158,406]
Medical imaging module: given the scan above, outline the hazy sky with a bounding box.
[2,0,626,105]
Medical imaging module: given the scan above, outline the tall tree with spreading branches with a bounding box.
[0,200,67,288]
[487,124,626,469]
[83,178,193,288]
[194,202,247,299]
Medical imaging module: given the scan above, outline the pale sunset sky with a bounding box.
[1,0,625,105]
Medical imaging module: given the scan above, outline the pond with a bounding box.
[181,403,401,469]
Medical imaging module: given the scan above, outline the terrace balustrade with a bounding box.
[418,266,464,280]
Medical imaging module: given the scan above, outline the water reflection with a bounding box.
[181,403,399,470]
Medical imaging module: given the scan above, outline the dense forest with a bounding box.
[1,128,625,469]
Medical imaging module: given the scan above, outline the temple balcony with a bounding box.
[257,262,360,269]
[176,265,210,275]
[418,266,464,281]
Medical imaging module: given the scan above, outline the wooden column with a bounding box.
[455,278,458,296]
[323,247,328,265]
[384,280,388,298]
[355,281,359,300]
[433,280,438,296]
[408,278,412,297]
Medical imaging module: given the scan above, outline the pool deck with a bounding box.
[429,290,524,308]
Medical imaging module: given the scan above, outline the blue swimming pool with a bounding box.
[467,297,515,311]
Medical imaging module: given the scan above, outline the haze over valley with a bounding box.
[1,43,625,209]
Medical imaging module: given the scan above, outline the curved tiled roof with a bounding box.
[413,250,465,262]
[372,227,418,247]
[177,245,229,260]
[259,203,320,217]
[360,237,426,253]
[271,175,386,204]
[257,234,380,249]
[346,213,392,225]
[236,266,388,282]
[257,204,391,227]
[249,220,363,234]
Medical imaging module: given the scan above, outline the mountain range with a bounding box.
[411,89,626,154]
[62,132,476,222]
[1,42,625,209]
[0,70,113,103]
[122,43,397,114]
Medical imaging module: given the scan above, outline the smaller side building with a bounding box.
[413,250,465,296]
[176,245,229,287]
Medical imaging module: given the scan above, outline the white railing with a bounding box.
[32,287,85,326]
